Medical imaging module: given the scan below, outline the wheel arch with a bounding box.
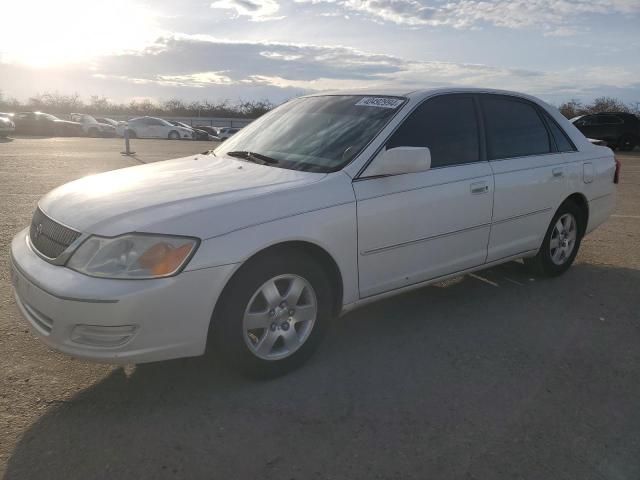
[212,240,345,325]
[563,192,589,236]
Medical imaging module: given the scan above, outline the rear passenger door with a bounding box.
[482,94,573,262]
[596,114,624,144]
[145,119,165,138]
[354,94,494,297]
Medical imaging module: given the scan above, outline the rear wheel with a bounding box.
[168,130,180,140]
[524,200,583,277]
[88,127,99,138]
[211,251,333,377]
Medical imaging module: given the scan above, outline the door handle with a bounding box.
[470,181,489,194]
[552,167,564,178]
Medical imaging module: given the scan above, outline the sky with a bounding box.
[0,0,639,106]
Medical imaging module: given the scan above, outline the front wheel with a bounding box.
[211,251,333,377]
[524,201,583,277]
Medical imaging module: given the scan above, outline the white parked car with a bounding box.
[10,88,617,377]
[217,127,241,140]
[115,116,193,140]
[70,113,116,137]
[0,115,15,137]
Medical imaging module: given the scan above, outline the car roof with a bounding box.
[593,112,638,119]
[302,87,549,104]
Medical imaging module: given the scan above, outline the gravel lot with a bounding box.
[1,136,639,480]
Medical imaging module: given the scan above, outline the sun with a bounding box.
[0,0,162,67]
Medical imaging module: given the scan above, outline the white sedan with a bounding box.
[70,113,116,137]
[116,116,193,140]
[10,88,617,377]
[0,115,15,137]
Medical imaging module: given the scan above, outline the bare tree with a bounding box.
[589,96,629,113]
[558,99,585,119]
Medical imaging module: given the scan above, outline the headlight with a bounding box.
[67,234,199,279]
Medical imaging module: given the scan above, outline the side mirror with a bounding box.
[363,146,431,177]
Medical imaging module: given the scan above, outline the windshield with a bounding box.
[214,95,406,172]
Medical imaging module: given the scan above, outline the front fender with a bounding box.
[185,200,359,307]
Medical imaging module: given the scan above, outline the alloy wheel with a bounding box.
[550,213,577,265]
[242,274,317,361]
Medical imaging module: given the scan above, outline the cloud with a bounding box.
[89,36,640,99]
[295,0,640,35]
[210,0,284,21]
[2,35,639,104]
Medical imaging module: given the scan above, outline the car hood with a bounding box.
[39,154,329,238]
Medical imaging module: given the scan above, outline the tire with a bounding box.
[126,129,137,139]
[618,134,635,152]
[524,200,584,277]
[210,250,334,378]
[88,127,99,138]
[168,130,180,140]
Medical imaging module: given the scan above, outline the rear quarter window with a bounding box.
[543,112,576,152]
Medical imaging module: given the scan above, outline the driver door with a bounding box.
[354,94,494,298]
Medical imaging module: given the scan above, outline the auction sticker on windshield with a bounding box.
[355,97,404,109]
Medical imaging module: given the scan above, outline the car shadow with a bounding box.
[4,262,640,480]
[0,137,14,143]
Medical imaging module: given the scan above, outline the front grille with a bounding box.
[29,207,81,259]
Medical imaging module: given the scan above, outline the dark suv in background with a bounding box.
[571,112,639,151]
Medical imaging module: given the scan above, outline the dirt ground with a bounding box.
[1,136,639,479]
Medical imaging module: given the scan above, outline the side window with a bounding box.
[387,94,480,168]
[482,95,551,160]
[543,112,576,152]
[580,116,597,126]
[599,115,623,125]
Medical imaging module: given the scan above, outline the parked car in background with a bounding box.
[13,112,84,137]
[115,116,193,140]
[0,115,15,137]
[10,88,617,377]
[94,117,120,128]
[191,125,222,141]
[168,121,212,141]
[571,112,639,151]
[70,113,116,137]
[217,127,241,140]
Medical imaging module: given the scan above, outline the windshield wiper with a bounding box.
[227,151,279,165]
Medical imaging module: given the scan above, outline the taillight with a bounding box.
[614,158,621,184]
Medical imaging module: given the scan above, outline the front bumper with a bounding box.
[10,228,237,364]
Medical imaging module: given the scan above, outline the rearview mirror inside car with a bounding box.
[363,146,431,177]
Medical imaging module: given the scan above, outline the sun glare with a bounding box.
[0,0,162,67]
